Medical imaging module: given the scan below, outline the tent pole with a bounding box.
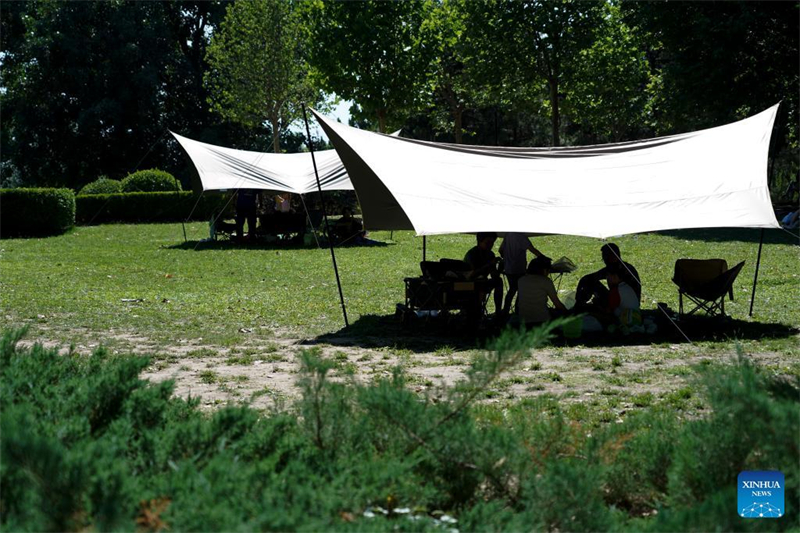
[302,103,349,328]
[298,193,321,248]
[423,235,427,262]
[749,228,765,317]
[172,171,187,243]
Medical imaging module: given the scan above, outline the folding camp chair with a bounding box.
[672,259,746,317]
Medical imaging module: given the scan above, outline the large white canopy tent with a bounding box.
[308,104,782,326]
[311,104,781,237]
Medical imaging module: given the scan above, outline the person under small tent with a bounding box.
[235,188,259,242]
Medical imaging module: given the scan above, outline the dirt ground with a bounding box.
[18,326,796,413]
[137,334,791,412]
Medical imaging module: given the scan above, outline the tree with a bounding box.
[562,1,653,143]
[307,0,431,133]
[623,1,799,190]
[205,0,319,154]
[462,0,604,146]
[0,1,229,189]
[420,0,479,143]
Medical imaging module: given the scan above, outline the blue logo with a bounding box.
[738,471,784,518]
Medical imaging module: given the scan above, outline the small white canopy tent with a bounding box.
[170,131,353,193]
[311,104,781,237]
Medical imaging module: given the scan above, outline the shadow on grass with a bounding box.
[304,313,491,353]
[306,312,798,353]
[656,227,799,245]
[561,316,798,348]
[165,239,394,251]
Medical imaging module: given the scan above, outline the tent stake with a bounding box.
[749,228,765,317]
[302,103,349,328]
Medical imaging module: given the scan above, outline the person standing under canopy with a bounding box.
[499,232,546,316]
[235,189,259,242]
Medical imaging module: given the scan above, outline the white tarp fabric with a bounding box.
[170,131,352,194]
[312,104,781,238]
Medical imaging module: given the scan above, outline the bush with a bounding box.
[1,325,797,532]
[0,188,75,238]
[75,191,231,225]
[120,169,181,193]
[78,177,122,195]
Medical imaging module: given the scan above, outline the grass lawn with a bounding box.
[1,221,798,416]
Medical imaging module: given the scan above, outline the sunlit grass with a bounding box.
[1,222,798,354]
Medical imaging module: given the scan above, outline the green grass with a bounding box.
[1,222,798,419]
[1,222,797,347]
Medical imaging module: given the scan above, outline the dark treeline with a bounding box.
[1,0,797,193]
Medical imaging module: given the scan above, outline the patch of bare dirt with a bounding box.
[16,327,797,411]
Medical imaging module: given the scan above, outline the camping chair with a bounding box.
[672,259,746,317]
[404,259,491,319]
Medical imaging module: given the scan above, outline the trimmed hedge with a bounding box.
[75,191,231,225]
[78,177,122,195]
[0,188,76,238]
[121,169,181,193]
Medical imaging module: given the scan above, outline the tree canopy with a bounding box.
[1,0,797,191]
[205,0,321,153]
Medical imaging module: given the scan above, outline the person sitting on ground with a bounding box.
[235,188,259,242]
[585,265,642,331]
[574,243,640,311]
[517,256,567,326]
[499,232,546,316]
[463,232,503,315]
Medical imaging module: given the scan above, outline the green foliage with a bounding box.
[418,0,479,143]
[2,327,797,531]
[563,1,654,143]
[205,0,321,154]
[120,169,181,193]
[307,0,432,132]
[2,1,797,188]
[0,2,229,188]
[75,191,229,225]
[460,0,605,146]
[78,177,122,196]
[0,188,76,238]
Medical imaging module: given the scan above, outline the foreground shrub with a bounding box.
[78,177,122,195]
[75,191,230,224]
[1,324,797,532]
[121,169,181,193]
[0,188,75,238]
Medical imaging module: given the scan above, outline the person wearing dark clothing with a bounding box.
[463,232,503,315]
[575,243,641,309]
[236,189,259,241]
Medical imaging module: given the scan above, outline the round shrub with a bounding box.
[121,169,182,193]
[0,188,76,237]
[78,177,122,196]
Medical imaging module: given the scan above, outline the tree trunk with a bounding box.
[377,109,387,133]
[549,77,560,147]
[271,117,280,153]
[454,108,463,144]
